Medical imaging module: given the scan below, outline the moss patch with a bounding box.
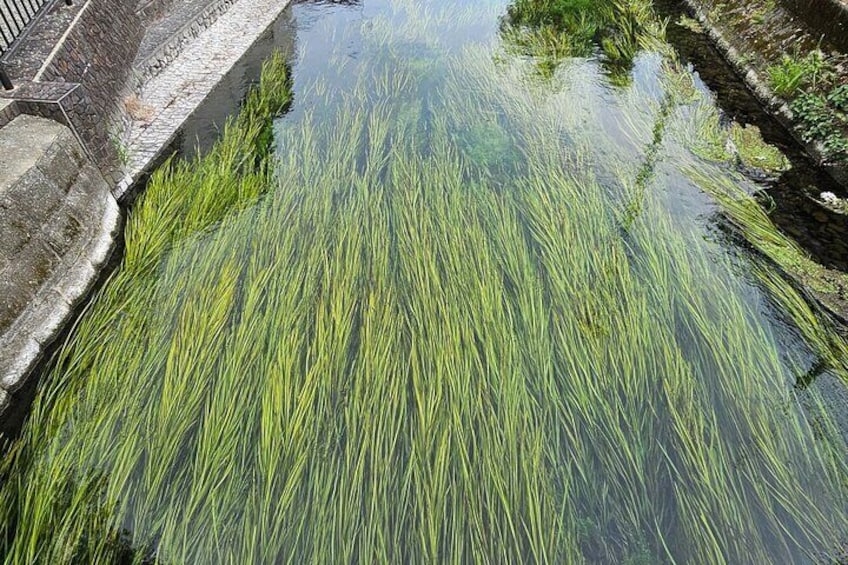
[730,123,791,174]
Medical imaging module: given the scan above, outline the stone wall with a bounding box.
[136,0,178,25]
[780,0,848,51]
[681,0,848,188]
[0,114,120,419]
[39,0,144,170]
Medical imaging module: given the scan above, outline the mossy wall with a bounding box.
[780,0,848,51]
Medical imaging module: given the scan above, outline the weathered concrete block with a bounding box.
[0,114,120,409]
[0,99,19,129]
[41,209,84,259]
[0,199,33,263]
[2,167,66,229]
[36,129,85,194]
[0,115,66,195]
[0,239,62,334]
[56,258,97,312]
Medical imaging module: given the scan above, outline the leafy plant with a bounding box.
[676,14,703,33]
[730,123,790,173]
[110,134,130,166]
[750,0,776,25]
[767,49,831,98]
[827,83,848,112]
[791,91,848,160]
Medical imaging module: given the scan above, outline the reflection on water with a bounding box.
[1,0,847,563]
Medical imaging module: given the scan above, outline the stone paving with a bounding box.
[117,0,293,200]
[136,0,231,66]
[132,0,240,93]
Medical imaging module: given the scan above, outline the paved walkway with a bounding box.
[117,0,292,199]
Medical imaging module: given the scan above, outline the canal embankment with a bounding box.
[0,113,119,418]
[679,0,848,188]
[670,0,848,330]
[0,0,294,427]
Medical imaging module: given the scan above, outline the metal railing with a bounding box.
[1,0,73,90]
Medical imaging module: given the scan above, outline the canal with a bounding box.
[2,0,847,562]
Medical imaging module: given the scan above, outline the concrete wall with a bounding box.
[0,114,119,417]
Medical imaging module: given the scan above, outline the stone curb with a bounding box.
[116,0,295,200]
[0,155,121,417]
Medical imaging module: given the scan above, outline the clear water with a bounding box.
[2,0,848,563]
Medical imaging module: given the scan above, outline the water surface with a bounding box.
[2,0,848,563]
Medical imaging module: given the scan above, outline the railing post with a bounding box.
[0,64,12,90]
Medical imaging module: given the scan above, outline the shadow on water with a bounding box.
[657,0,848,273]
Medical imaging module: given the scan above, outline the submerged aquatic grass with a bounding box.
[501,0,667,80]
[1,0,848,563]
[688,105,790,175]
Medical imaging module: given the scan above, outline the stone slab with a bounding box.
[0,114,65,197]
[0,114,120,401]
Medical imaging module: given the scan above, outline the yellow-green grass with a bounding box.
[0,1,847,563]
